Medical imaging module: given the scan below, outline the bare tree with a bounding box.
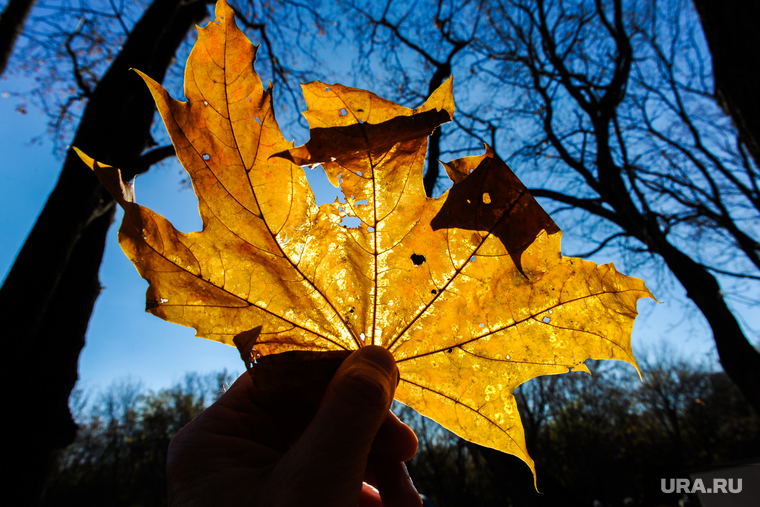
[341,0,760,412]
[1,3,209,503]
[475,0,760,411]
[0,1,331,503]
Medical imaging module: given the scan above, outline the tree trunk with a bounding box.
[0,0,37,76]
[598,159,760,412]
[596,93,760,412]
[423,60,453,197]
[0,0,209,504]
[647,224,760,413]
[693,0,760,168]
[424,127,443,197]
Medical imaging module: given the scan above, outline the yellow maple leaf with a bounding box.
[76,0,652,485]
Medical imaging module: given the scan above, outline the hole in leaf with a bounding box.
[325,86,330,91]
[431,289,438,294]
[542,316,551,323]
[340,108,347,116]
[202,154,210,161]
[360,333,366,341]
[471,256,476,262]
[482,192,491,204]
[247,96,251,102]
[356,199,368,206]
[255,116,262,125]
[479,323,485,327]
[368,226,374,232]
[549,310,553,314]
[447,348,453,353]
[203,100,208,106]
[411,253,426,266]
[349,307,354,313]
[506,355,511,360]
[357,171,362,176]
[340,216,361,228]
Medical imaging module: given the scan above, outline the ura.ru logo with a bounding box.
[661,478,742,494]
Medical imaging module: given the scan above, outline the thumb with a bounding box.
[272,346,397,506]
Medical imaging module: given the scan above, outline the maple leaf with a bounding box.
[76,0,652,485]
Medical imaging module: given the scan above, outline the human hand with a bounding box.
[167,345,421,506]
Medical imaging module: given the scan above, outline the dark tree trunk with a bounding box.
[598,154,760,413]
[648,227,760,413]
[424,127,443,197]
[654,0,760,412]
[0,0,209,504]
[0,0,37,76]
[693,0,760,168]
[423,60,453,197]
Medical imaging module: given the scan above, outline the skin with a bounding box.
[167,345,422,507]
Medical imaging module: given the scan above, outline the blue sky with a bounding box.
[0,38,732,396]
